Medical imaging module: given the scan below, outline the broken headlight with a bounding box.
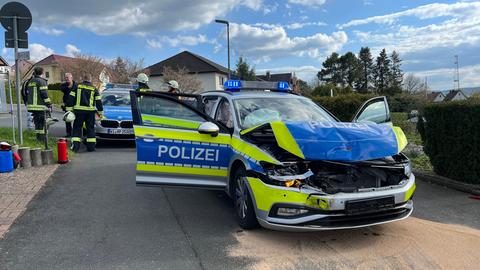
[260,162,313,187]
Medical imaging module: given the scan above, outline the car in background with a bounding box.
[95,84,134,141]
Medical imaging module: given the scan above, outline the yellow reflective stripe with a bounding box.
[392,126,408,153]
[141,114,201,129]
[76,88,81,108]
[89,90,94,107]
[270,121,304,159]
[139,88,151,92]
[86,138,96,143]
[134,126,231,144]
[34,129,45,134]
[137,164,227,177]
[72,137,82,142]
[239,123,265,135]
[27,105,46,110]
[70,91,76,97]
[66,107,73,111]
[74,105,96,111]
[39,86,48,90]
[247,177,330,211]
[33,88,37,105]
[231,137,281,165]
[78,84,95,90]
[405,182,416,201]
[28,82,36,87]
[44,98,51,103]
[95,95,101,100]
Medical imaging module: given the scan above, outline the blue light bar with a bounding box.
[277,81,290,91]
[224,80,242,91]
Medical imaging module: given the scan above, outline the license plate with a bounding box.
[345,196,395,215]
[107,129,133,135]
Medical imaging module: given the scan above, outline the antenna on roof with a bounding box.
[453,55,460,91]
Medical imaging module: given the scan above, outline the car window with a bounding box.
[203,96,219,116]
[356,100,388,123]
[215,98,233,129]
[102,92,131,107]
[138,95,205,130]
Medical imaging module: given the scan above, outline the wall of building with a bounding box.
[149,72,227,92]
[450,93,466,101]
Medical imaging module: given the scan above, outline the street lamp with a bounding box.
[215,19,230,79]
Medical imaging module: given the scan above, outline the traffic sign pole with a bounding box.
[13,15,22,144]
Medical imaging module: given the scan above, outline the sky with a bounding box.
[2,0,480,90]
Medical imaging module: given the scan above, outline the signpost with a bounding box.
[0,2,32,144]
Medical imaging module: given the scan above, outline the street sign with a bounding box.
[5,30,27,48]
[0,2,32,32]
[17,50,29,60]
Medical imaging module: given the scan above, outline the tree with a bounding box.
[339,52,359,88]
[109,56,145,83]
[387,50,403,95]
[403,74,425,93]
[356,47,373,93]
[59,53,107,88]
[296,79,312,96]
[317,52,342,85]
[234,57,256,80]
[373,49,390,94]
[161,66,202,93]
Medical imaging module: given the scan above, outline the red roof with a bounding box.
[35,54,76,66]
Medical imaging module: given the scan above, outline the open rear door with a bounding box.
[352,96,391,124]
[130,91,232,189]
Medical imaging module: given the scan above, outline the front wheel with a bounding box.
[233,166,259,230]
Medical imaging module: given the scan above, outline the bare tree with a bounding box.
[58,53,107,88]
[161,66,202,93]
[109,56,145,83]
[403,74,425,93]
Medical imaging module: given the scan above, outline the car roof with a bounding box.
[202,90,305,100]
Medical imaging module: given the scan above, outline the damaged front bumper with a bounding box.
[246,173,415,231]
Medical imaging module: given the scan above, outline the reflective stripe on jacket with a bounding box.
[66,82,103,113]
[25,76,50,111]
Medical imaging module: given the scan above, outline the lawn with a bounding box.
[0,127,72,161]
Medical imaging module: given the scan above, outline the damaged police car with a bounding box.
[130,80,415,231]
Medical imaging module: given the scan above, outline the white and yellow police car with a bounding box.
[130,80,415,231]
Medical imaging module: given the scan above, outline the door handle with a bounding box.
[140,134,155,142]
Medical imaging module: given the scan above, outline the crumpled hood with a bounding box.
[103,106,132,121]
[243,121,407,162]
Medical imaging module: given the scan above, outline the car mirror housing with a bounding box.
[198,122,219,137]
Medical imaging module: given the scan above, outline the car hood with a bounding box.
[241,121,407,162]
[103,106,132,121]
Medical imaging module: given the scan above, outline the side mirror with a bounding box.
[198,122,219,137]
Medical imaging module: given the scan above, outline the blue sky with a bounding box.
[2,0,480,90]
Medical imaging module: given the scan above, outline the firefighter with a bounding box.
[136,73,151,92]
[59,73,78,137]
[167,80,179,93]
[23,67,54,141]
[66,73,103,152]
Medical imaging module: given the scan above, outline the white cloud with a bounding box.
[21,0,263,35]
[286,21,327,30]
[31,26,64,36]
[414,64,480,90]
[65,44,81,56]
[229,23,347,61]
[29,43,54,62]
[339,2,480,29]
[288,0,326,7]
[147,34,215,49]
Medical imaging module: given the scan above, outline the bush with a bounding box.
[388,92,426,113]
[312,93,374,121]
[423,99,480,184]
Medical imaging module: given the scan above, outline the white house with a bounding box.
[444,90,468,101]
[427,92,446,102]
[144,51,229,92]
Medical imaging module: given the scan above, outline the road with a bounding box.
[0,139,479,269]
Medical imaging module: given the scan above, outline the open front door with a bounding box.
[352,96,391,124]
[130,91,232,189]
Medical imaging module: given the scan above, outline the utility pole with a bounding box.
[215,19,231,79]
[454,55,460,91]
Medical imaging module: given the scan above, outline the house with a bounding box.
[10,59,33,78]
[426,91,446,102]
[256,71,299,92]
[0,56,10,74]
[144,51,229,91]
[444,90,468,101]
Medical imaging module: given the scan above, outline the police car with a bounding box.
[95,84,134,140]
[130,80,415,231]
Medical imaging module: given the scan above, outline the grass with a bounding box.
[0,127,73,161]
[391,112,433,171]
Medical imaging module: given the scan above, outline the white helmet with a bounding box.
[136,73,149,84]
[168,80,179,89]
[63,111,75,123]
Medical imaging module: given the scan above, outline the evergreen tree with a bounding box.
[339,52,359,88]
[356,47,373,93]
[388,50,403,95]
[234,57,256,80]
[373,49,390,94]
[111,56,129,83]
[317,52,342,85]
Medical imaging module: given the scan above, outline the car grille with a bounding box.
[101,120,119,128]
[120,120,133,128]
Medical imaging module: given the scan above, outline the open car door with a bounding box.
[352,96,391,124]
[130,91,232,189]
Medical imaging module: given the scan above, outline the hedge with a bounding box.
[4,83,64,106]
[423,99,480,184]
[312,93,374,121]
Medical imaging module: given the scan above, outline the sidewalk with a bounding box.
[0,165,59,238]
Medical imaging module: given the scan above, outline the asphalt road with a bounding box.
[0,124,479,269]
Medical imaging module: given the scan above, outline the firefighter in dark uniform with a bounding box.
[66,74,103,152]
[59,72,78,137]
[135,73,151,92]
[23,67,52,141]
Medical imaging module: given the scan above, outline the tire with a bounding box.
[233,166,259,229]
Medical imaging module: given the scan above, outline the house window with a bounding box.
[219,76,225,86]
[45,71,50,78]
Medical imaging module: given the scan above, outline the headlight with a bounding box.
[261,162,314,187]
[404,162,412,178]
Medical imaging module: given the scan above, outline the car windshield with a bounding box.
[234,97,336,129]
[102,91,131,107]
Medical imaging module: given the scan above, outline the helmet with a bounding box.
[136,73,149,84]
[167,80,179,89]
[63,111,75,123]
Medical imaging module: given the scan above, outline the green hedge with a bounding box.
[312,93,374,121]
[4,83,64,106]
[423,99,480,184]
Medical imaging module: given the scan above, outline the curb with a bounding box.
[414,170,480,196]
